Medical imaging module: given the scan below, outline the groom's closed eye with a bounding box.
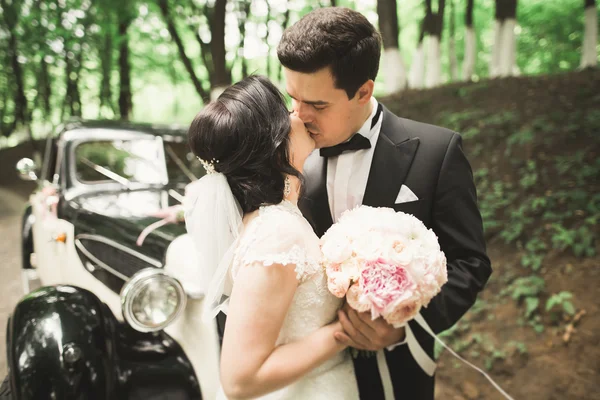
[287,93,330,108]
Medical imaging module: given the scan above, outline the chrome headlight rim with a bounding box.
[120,268,187,333]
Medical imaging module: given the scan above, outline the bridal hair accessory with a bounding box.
[284,175,291,196]
[198,157,219,174]
[321,205,515,400]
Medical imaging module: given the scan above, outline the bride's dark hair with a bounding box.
[188,75,301,214]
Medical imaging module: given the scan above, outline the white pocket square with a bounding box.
[395,185,419,204]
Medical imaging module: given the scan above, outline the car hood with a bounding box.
[63,187,187,263]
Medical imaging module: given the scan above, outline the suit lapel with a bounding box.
[300,107,420,235]
[362,107,420,208]
[299,152,333,237]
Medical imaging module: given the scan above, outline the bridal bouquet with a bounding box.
[321,206,447,327]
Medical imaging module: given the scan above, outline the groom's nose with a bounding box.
[294,100,314,124]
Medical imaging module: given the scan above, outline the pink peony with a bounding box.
[358,258,418,319]
[321,205,447,326]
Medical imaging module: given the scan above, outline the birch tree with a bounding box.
[408,18,426,88]
[489,0,519,78]
[424,0,446,88]
[462,0,476,81]
[580,0,597,68]
[448,0,458,81]
[377,0,407,93]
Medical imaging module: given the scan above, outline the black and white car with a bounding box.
[2,119,220,400]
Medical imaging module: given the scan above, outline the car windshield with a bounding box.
[164,142,206,183]
[75,138,165,185]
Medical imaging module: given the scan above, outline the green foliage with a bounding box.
[519,160,538,190]
[1,0,596,141]
[438,109,486,132]
[505,276,545,303]
[551,224,596,257]
[546,291,576,316]
[521,237,546,271]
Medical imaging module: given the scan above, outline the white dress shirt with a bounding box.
[325,97,408,350]
[327,96,382,222]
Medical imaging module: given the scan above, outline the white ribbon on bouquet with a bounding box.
[376,312,515,400]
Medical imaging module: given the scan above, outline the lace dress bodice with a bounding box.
[219,201,359,400]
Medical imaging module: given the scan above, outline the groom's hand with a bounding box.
[334,303,406,351]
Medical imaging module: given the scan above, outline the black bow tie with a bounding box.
[319,134,371,157]
[319,103,382,158]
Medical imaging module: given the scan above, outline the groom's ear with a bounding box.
[355,80,374,105]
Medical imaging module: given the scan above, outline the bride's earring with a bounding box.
[284,176,291,197]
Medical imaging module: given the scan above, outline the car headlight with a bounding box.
[120,268,186,332]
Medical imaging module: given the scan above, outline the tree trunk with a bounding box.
[448,0,458,81]
[100,21,115,118]
[490,0,518,77]
[266,2,273,79]
[408,17,426,89]
[61,0,92,120]
[0,89,8,137]
[1,0,28,133]
[462,0,476,81]
[63,50,82,118]
[188,0,231,100]
[580,0,598,68]
[36,57,52,117]
[29,0,51,119]
[424,0,445,88]
[209,0,230,99]
[237,0,251,78]
[118,16,133,120]
[210,0,230,100]
[8,29,28,126]
[278,6,291,83]
[158,0,209,102]
[377,0,407,93]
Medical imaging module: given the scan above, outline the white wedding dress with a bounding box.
[216,200,359,400]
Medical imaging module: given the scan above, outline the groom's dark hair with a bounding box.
[277,7,382,99]
[188,75,301,214]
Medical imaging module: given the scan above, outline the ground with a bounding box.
[0,70,599,399]
[381,69,600,400]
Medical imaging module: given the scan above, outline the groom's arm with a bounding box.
[336,132,491,349]
[420,132,492,333]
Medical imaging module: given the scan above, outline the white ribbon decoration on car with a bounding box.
[376,312,515,400]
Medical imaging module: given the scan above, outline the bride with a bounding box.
[184,75,359,399]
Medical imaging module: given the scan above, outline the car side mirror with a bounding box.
[16,158,39,181]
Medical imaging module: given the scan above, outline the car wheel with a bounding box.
[0,375,12,399]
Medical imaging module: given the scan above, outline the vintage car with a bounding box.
[2,120,221,400]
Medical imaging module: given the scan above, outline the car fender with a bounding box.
[6,285,118,400]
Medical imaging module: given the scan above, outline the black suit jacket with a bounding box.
[298,106,492,400]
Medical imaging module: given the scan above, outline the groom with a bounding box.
[278,7,491,400]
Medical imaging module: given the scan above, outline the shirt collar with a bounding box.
[356,96,380,140]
